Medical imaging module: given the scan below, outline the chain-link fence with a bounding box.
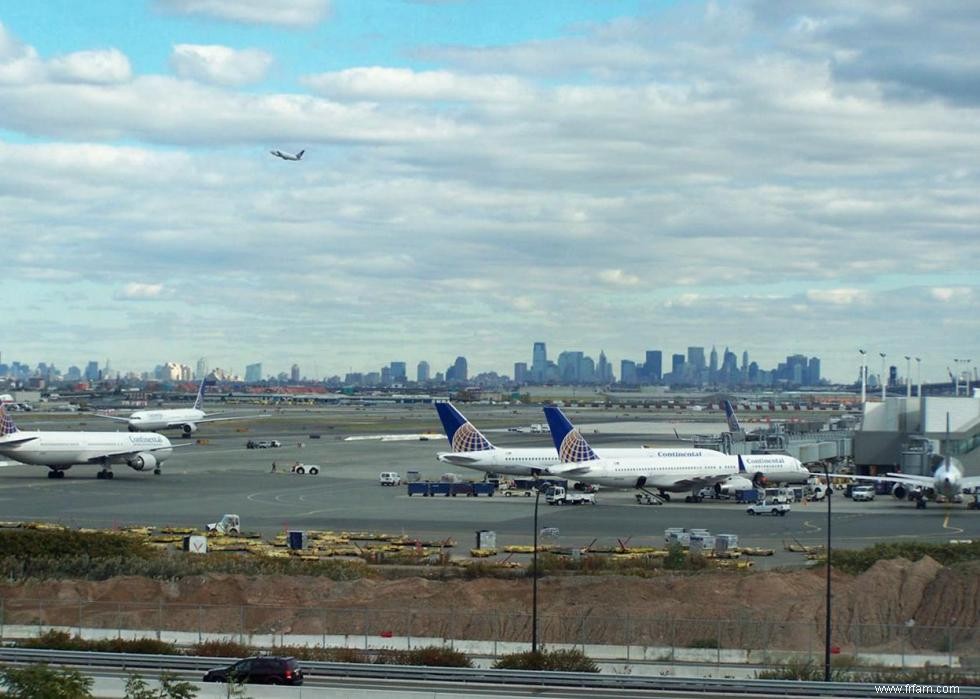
[1,597,976,677]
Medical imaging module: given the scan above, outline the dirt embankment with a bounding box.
[2,558,978,652]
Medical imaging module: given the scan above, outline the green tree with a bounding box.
[0,664,94,699]
[125,671,197,699]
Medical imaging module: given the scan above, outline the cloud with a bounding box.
[597,269,640,286]
[115,283,169,300]
[48,48,132,84]
[171,44,272,86]
[806,288,869,305]
[930,287,973,302]
[303,67,529,103]
[155,0,330,28]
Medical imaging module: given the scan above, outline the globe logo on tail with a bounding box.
[451,423,491,452]
[559,430,596,463]
[0,406,18,436]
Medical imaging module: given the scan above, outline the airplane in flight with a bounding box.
[90,375,259,436]
[542,406,809,503]
[0,404,175,479]
[433,402,689,477]
[270,149,305,161]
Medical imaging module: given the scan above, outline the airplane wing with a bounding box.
[829,472,933,487]
[196,414,269,424]
[85,442,177,463]
[545,463,593,476]
[667,473,732,490]
[87,413,132,423]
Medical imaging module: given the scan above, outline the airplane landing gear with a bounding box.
[46,470,65,479]
[153,468,161,476]
[97,469,114,480]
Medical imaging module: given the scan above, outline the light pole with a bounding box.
[823,463,832,682]
[880,352,887,400]
[858,349,867,404]
[532,486,540,654]
[915,357,922,398]
[905,356,912,399]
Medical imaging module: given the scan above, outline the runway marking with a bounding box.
[802,520,821,533]
[942,513,964,535]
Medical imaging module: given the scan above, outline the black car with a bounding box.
[203,656,303,685]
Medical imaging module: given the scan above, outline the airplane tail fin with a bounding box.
[737,455,746,474]
[296,150,305,159]
[543,406,599,463]
[0,403,19,436]
[193,374,218,411]
[723,400,742,432]
[434,402,493,452]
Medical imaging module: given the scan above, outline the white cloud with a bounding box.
[171,44,272,86]
[155,0,330,28]
[930,287,972,302]
[303,67,529,102]
[115,283,168,300]
[48,48,132,84]
[597,269,640,286]
[806,289,869,305]
[0,21,43,84]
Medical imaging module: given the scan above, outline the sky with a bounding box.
[1,0,977,383]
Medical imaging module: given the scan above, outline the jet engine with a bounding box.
[752,472,769,487]
[181,423,198,436]
[127,452,158,471]
[892,483,908,499]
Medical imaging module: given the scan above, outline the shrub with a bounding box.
[377,646,472,667]
[0,663,94,698]
[686,637,720,649]
[273,645,368,662]
[18,629,178,656]
[493,648,599,672]
[828,540,980,575]
[188,638,255,657]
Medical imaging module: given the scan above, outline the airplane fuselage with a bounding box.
[557,452,737,491]
[127,408,206,432]
[0,431,172,467]
[739,454,811,484]
[437,447,700,477]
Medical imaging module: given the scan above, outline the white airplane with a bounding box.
[270,149,304,161]
[542,406,808,504]
[834,454,978,509]
[433,402,673,477]
[91,375,258,436]
[0,404,175,479]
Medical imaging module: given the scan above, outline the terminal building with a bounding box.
[854,396,980,475]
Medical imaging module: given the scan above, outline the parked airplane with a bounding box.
[542,406,809,503]
[91,375,258,435]
[0,404,175,479]
[433,402,660,477]
[270,149,305,161]
[831,416,978,508]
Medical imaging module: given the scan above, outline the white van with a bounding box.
[379,472,401,486]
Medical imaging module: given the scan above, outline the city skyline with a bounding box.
[1,2,977,383]
[1,341,967,387]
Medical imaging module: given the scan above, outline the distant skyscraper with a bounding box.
[620,359,637,385]
[196,357,209,381]
[808,357,820,385]
[290,364,300,382]
[644,350,662,383]
[531,342,547,382]
[245,363,262,383]
[446,356,468,382]
[709,346,718,381]
[671,353,685,380]
[390,361,407,382]
[84,360,99,381]
[417,361,430,382]
[597,351,611,383]
[687,347,705,372]
[514,362,528,383]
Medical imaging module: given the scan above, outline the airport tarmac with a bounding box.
[0,407,977,568]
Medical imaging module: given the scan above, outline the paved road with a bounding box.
[0,409,977,567]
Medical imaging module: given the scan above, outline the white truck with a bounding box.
[746,500,791,516]
[545,486,596,506]
[206,514,241,535]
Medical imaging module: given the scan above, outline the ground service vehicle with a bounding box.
[379,471,401,486]
[545,486,596,505]
[852,485,875,501]
[206,514,241,535]
[247,440,281,449]
[203,656,303,685]
[746,500,791,516]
